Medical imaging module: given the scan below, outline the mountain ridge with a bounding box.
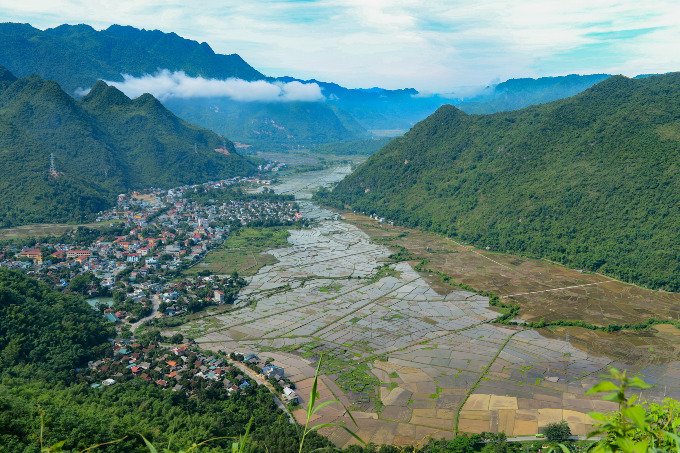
[319,73,680,291]
[0,67,256,226]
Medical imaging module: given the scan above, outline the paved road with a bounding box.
[230,360,296,424]
[131,294,161,332]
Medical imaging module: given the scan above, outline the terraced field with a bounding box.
[173,166,679,448]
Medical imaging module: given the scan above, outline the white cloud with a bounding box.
[95,70,324,102]
[0,0,679,91]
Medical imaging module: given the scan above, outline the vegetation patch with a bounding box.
[365,264,401,283]
[295,342,382,411]
[185,227,290,277]
[318,282,342,293]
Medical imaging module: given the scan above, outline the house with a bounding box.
[105,313,120,323]
[214,290,225,303]
[156,379,168,387]
[262,365,285,380]
[126,253,140,263]
[243,353,260,364]
[66,250,91,259]
[283,387,299,403]
[19,248,43,263]
[102,378,116,386]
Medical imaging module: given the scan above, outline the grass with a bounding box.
[295,342,383,411]
[185,227,291,277]
[318,283,342,293]
[366,265,401,284]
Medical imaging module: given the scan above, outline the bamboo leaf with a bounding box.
[141,436,159,453]
[311,399,340,415]
[338,425,366,446]
[587,381,620,394]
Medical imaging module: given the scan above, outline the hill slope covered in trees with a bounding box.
[0,68,255,226]
[319,74,680,291]
[0,23,368,149]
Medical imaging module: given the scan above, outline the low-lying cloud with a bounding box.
[95,70,325,102]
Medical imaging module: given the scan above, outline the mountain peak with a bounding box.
[81,81,131,107]
[0,65,17,84]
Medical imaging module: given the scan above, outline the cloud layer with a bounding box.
[99,70,324,102]
[1,0,679,91]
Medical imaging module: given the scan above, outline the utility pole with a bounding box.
[49,153,60,178]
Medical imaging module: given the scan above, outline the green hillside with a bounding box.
[320,74,680,291]
[165,97,368,150]
[0,23,367,149]
[0,69,256,227]
[0,23,263,94]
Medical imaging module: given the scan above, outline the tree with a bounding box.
[542,420,572,442]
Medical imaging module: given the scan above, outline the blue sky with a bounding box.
[0,0,679,92]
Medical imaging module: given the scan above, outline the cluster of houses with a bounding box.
[0,173,301,326]
[88,342,256,395]
[158,274,247,317]
[87,341,299,405]
[231,351,299,404]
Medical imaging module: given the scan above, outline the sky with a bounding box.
[1,0,679,92]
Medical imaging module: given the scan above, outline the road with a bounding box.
[504,435,601,443]
[230,360,296,424]
[131,294,161,332]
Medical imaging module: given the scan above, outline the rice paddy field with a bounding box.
[170,166,679,448]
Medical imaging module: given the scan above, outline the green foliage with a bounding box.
[167,97,368,150]
[298,355,364,453]
[586,368,680,453]
[0,69,256,227]
[0,268,113,378]
[324,74,680,291]
[542,421,572,442]
[0,377,330,452]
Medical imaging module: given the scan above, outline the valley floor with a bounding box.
[170,165,680,448]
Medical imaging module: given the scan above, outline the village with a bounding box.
[86,338,300,407]
[0,168,301,327]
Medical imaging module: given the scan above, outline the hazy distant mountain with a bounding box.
[277,74,616,132]
[455,73,612,114]
[320,73,680,291]
[0,68,255,226]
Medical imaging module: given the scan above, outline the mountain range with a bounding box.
[0,67,255,227]
[0,22,621,150]
[319,73,680,291]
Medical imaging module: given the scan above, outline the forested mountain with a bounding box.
[0,23,367,149]
[277,74,614,132]
[165,97,368,149]
[0,22,614,150]
[0,268,113,377]
[320,74,680,291]
[0,68,255,227]
[0,22,263,94]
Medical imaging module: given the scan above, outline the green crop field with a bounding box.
[185,227,291,277]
